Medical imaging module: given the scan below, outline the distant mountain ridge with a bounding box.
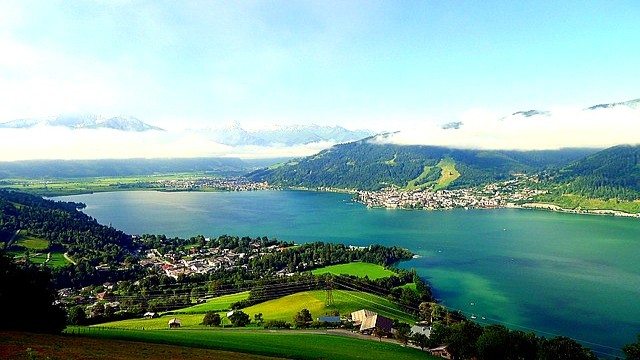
[0,114,164,132]
[197,121,375,147]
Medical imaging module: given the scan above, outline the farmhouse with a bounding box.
[349,309,392,335]
[317,316,341,324]
[168,318,181,328]
[410,324,432,337]
[144,312,158,319]
[359,314,393,334]
[429,345,453,359]
[350,309,375,327]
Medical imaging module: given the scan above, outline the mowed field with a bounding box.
[64,327,438,360]
[311,262,396,280]
[99,289,415,330]
[5,231,70,267]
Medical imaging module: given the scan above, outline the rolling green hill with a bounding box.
[543,144,640,200]
[247,135,596,191]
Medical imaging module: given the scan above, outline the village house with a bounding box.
[349,309,393,335]
[429,345,453,359]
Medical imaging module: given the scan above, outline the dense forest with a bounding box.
[540,144,640,200]
[0,189,133,265]
[247,136,595,191]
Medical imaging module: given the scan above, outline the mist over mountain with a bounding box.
[388,97,640,150]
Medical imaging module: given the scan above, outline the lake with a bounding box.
[57,190,640,357]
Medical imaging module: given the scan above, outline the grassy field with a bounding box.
[100,289,415,330]
[14,230,49,250]
[433,157,460,190]
[178,291,250,314]
[0,330,282,360]
[66,327,437,360]
[311,262,396,280]
[405,165,435,191]
[0,173,220,196]
[243,290,415,324]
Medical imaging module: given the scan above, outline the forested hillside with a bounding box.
[0,190,133,264]
[541,144,640,200]
[247,136,595,191]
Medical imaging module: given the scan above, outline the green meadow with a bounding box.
[67,327,437,360]
[100,289,415,330]
[178,291,250,313]
[311,262,396,280]
[14,230,49,250]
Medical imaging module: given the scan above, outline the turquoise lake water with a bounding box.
[57,190,640,357]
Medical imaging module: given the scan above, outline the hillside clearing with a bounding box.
[433,157,460,190]
[311,262,396,280]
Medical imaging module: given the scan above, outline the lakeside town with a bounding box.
[355,177,545,210]
[153,177,272,192]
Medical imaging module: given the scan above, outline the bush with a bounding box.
[202,312,221,327]
[264,320,291,329]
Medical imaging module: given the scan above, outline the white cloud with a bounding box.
[0,127,327,161]
[378,105,640,150]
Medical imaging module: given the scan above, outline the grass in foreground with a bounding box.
[311,262,396,280]
[0,330,282,360]
[66,327,437,360]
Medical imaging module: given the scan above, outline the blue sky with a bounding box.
[1,0,638,132]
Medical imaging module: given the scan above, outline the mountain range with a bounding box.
[192,121,375,147]
[0,114,164,132]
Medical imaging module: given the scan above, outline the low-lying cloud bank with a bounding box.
[0,127,331,161]
[2,103,638,161]
[376,105,640,150]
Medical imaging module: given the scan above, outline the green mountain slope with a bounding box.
[542,144,640,201]
[247,136,596,191]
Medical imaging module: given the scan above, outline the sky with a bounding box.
[0,0,639,160]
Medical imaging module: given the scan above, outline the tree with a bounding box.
[538,336,597,360]
[0,251,66,333]
[373,326,388,342]
[395,327,411,346]
[254,313,264,326]
[476,324,510,359]
[202,312,221,327]
[229,310,250,327]
[293,308,313,328]
[623,334,640,360]
[67,306,86,325]
[445,321,483,360]
[411,333,429,351]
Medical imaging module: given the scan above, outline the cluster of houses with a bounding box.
[356,177,545,210]
[140,241,286,279]
[153,177,271,191]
